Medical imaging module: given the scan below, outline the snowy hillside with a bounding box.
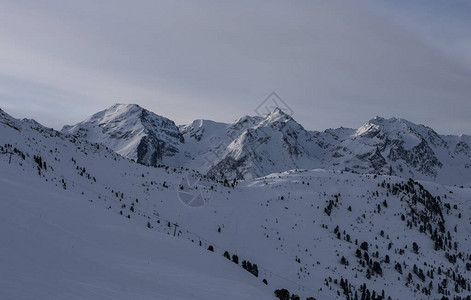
[0,164,273,300]
[64,104,471,185]
[3,107,471,299]
[0,108,273,300]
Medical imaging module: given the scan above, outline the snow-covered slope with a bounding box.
[63,104,471,185]
[3,108,471,299]
[0,165,273,300]
[0,108,273,300]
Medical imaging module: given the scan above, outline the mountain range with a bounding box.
[2,105,471,300]
[62,103,471,185]
[3,105,471,299]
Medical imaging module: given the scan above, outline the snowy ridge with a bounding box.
[64,104,471,185]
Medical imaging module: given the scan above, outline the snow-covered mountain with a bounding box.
[318,117,471,185]
[3,107,471,300]
[204,108,323,179]
[63,104,471,185]
[62,104,184,166]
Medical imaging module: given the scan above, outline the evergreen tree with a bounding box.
[232,254,239,264]
[274,289,290,300]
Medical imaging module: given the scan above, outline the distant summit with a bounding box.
[62,103,183,166]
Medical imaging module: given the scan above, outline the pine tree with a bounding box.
[373,261,383,276]
[412,242,419,254]
[274,289,290,300]
[232,254,239,264]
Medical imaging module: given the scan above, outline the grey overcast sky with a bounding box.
[1,0,471,134]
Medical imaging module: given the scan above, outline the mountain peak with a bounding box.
[267,107,290,117]
[105,103,143,115]
[358,116,428,136]
[21,117,42,124]
[262,107,295,125]
[234,115,264,125]
[367,116,431,129]
[108,103,141,110]
[62,103,183,165]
